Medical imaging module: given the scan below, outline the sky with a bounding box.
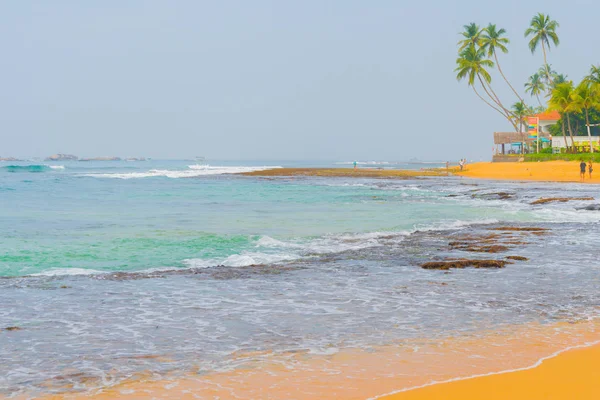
[1,0,599,161]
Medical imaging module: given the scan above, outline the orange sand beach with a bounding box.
[380,342,600,400]
[17,319,600,400]
[457,161,600,183]
[243,162,600,183]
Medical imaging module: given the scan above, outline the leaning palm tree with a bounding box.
[458,23,483,52]
[549,81,577,151]
[525,73,546,106]
[455,45,518,130]
[573,81,600,153]
[481,24,523,103]
[525,13,559,85]
[455,45,498,113]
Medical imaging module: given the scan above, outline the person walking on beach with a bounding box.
[459,159,464,171]
[353,161,357,170]
[580,160,587,182]
[588,161,593,179]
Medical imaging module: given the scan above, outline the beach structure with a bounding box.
[493,111,561,161]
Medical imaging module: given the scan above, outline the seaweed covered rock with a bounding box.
[531,197,594,205]
[421,259,510,270]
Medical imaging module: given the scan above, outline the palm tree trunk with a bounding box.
[541,42,553,88]
[536,94,543,107]
[566,113,576,152]
[477,76,518,131]
[586,108,594,153]
[494,53,524,103]
[472,86,506,118]
[560,116,570,152]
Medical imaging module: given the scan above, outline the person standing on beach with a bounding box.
[580,160,587,182]
[589,161,593,179]
[353,161,357,170]
[459,159,464,171]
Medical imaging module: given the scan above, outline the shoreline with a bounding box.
[378,341,600,400]
[15,319,600,400]
[242,161,600,183]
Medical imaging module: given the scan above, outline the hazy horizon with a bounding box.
[2,1,599,161]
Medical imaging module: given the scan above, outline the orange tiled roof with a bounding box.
[532,110,561,121]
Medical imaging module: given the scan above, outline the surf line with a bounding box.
[366,338,600,400]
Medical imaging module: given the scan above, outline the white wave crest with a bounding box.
[30,268,106,276]
[48,165,66,170]
[82,165,282,179]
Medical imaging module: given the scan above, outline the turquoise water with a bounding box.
[2,159,600,396]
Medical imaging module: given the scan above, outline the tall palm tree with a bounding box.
[525,73,546,107]
[481,24,523,103]
[525,14,559,85]
[458,23,483,52]
[549,81,577,151]
[585,64,600,85]
[511,101,528,153]
[573,81,600,153]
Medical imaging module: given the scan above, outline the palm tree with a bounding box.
[573,81,600,153]
[455,45,518,130]
[525,73,546,106]
[551,73,568,88]
[455,45,499,113]
[481,24,523,103]
[458,23,483,52]
[525,14,559,85]
[511,101,528,153]
[549,81,577,151]
[585,64,600,85]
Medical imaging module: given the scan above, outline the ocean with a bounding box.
[1,159,599,398]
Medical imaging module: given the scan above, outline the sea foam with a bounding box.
[83,165,282,179]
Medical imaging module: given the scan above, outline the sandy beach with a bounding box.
[244,162,600,183]
[12,319,597,400]
[457,161,600,183]
[382,342,600,400]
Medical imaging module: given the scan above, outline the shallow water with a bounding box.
[1,160,599,397]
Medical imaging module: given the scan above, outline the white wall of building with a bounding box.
[552,136,599,148]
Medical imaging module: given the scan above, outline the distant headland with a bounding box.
[43,154,146,162]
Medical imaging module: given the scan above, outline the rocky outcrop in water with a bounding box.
[0,156,21,161]
[575,204,600,211]
[45,154,78,161]
[531,197,594,205]
[80,156,122,161]
[421,259,510,270]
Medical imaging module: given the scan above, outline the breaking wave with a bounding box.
[82,165,282,179]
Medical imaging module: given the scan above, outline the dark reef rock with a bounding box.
[575,204,600,211]
[506,255,529,261]
[531,197,594,205]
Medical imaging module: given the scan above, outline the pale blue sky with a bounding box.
[1,1,598,160]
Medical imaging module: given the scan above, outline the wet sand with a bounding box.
[21,320,600,400]
[381,342,600,400]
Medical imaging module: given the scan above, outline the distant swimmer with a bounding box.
[580,160,587,182]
